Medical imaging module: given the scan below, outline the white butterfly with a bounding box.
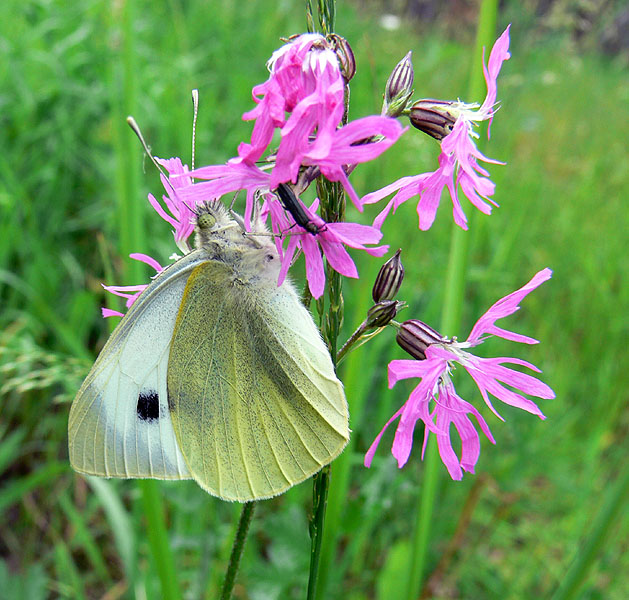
[69,201,349,502]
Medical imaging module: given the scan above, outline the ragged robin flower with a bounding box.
[363,26,512,231]
[365,268,555,480]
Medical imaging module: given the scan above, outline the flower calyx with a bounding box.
[396,319,449,360]
[366,300,406,329]
[409,99,458,141]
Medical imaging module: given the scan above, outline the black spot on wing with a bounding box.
[137,390,160,422]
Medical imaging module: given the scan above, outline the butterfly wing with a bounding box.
[167,261,349,502]
[68,250,210,481]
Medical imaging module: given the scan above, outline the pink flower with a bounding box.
[365,268,555,480]
[148,157,196,251]
[268,195,388,299]
[101,254,163,318]
[238,34,345,165]
[272,115,405,210]
[363,26,511,231]
[233,33,404,209]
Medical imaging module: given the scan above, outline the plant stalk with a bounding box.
[404,1,498,598]
[307,465,332,600]
[308,173,344,600]
[220,502,256,600]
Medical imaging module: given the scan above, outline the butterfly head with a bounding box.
[193,201,281,282]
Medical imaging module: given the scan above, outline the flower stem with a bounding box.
[220,502,256,600]
[336,323,386,365]
[336,323,367,364]
[307,465,331,600]
[305,6,342,597]
[404,1,498,598]
[314,274,376,600]
[308,174,344,599]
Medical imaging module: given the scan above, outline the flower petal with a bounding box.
[467,268,553,345]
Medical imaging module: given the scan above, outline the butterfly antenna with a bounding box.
[191,89,199,176]
[127,116,169,180]
[127,115,188,208]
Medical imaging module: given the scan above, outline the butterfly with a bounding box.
[68,201,349,502]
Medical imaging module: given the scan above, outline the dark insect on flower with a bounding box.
[276,183,322,235]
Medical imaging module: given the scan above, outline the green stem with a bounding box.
[220,502,256,600]
[551,468,629,600]
[404,1,498,598]
[336,323,367,364]
[307,465,331,600]
[305,5,342,597]
[308,175,344,599]
[138,480,182,600]
[314,273,375,600]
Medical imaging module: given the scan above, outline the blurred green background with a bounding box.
[1,0,628,598]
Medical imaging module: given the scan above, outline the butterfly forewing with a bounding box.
[68,250,209,481]
[167,261,349,502]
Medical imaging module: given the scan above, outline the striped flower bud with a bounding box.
[328,34,356,82]
[366,300,404,329]
[396,319,448,360]
[409,99,457,141]
[383,52,414,118]
[372,249,404,303]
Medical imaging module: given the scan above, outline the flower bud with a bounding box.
[372,249,404,303]
[366,300,405,329]
[383,52,414,118]
[328,34,356,82]
[396,319,448,360]
[409,99,457,141]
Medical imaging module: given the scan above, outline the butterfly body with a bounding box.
[69,202,349,501]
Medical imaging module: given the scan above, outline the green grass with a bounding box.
[1,0,628,599]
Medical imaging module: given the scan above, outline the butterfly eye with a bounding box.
[197,213,217,230]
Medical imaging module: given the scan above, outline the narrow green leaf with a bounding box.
[86,477,137,591]
[53,539,87,600]
[0,462,68,513]
[0,427,27,476]
[58,492,111,582]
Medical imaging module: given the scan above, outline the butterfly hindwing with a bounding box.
[167,260,349,502]
[68,250,210,481]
